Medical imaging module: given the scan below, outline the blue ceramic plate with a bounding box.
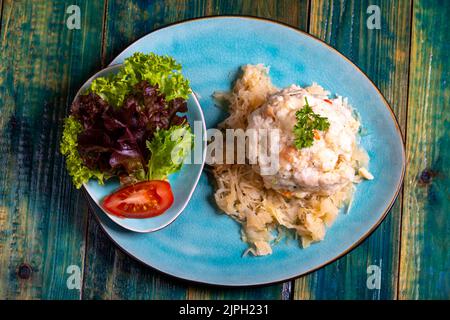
[88,16,405,286]
[81,65,207,232]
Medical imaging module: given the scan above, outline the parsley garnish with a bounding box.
[293,97,330,149]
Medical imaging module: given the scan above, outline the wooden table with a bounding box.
[0,0,448,300]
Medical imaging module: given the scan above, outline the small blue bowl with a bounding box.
[76,65,207,232]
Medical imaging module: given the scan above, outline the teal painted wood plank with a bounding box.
[0,0,3,28]
[82,0,309,300]
[399,0,450,300]
[0,0,105,299]
[102,0,309,65]
[294,0,411,299]
[82,206,188,300]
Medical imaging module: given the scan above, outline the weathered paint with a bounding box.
[0,0,105,299]
[399,0,450,300]
[0,0,447,300]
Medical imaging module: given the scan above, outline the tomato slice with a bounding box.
[324,99,333,105]
[102,181,174,219]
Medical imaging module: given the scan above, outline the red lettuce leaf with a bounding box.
[70,80,188,182]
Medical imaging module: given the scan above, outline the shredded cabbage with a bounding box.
[212,65,369,256]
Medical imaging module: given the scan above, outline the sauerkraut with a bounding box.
[212,65,373,256]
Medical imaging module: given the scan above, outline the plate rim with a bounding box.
[91,15,406,287]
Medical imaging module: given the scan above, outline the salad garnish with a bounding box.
[60,52,193,215]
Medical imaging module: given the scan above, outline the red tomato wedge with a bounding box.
[102,181,174,219]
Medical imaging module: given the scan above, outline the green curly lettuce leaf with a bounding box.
[60,116,105,188]
[146,124,194,180]
[89,52,191,107]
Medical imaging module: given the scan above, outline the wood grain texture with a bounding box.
[0,0,105,299]
[294,0,411,299]
[1,0,446,300]
[82,0,309,300]
[102,0,309,65]
[399,0,449,300]
[0,0,3,31]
